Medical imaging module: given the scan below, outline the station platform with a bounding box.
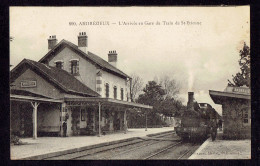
[11,127,174,160]
[189,130,251,159]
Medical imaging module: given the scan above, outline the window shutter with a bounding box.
[69,61,72,74]
[76,61,79,74]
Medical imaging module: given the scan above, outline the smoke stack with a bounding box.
[108,50,117,68]
[78,32,88,53]
[48,35,57,51]
[187,92,194,111]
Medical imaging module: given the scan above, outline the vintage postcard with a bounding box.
[10,6,250,160]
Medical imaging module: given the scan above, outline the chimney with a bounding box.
[108,50,117,68]
[187,92,194,111]
[78,32,88,53]
[48,35,57,51]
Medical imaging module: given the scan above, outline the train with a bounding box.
[174,92,219,142]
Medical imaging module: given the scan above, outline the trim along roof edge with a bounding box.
[38,39,130,79]
[209,90,251,100]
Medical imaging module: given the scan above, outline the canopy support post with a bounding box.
[98,102,101,137]
[124,110,127,134]
[145,109,147,131]
[30,101,40,139]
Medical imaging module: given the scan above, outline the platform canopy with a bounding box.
[64,97,153,110]
[10,89,63,103]
[10,89,63,139]
[64,97,152,136]
[209,90,251,105]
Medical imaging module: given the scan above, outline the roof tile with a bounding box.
[12,59,100,97]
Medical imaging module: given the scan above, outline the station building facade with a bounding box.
[10,32,152,139]
[209,86,251,139]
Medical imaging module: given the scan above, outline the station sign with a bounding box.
[20,80,37,88]
[233,87,250,94]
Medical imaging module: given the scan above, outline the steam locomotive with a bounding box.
[174,92,219,141]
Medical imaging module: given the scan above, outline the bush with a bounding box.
[10,134,21,145]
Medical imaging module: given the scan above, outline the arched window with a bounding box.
[55,61,63,69]
[121,88,124,100]
[105,83,109,98]
[114,86,117,99]
[70,60,79,75]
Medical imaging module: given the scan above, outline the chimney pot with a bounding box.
[48,35,58,51]
[108,50,117,67]
[78,32,88,53]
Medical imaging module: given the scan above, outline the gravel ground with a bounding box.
[189,131,251,159]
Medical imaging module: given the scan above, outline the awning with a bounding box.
[10,90,63,139]
[209,90,251,105]
[10,89,63,103]
[64,97,153,110]
[10,94,63,103]
[64,97,152,136]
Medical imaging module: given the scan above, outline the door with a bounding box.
[20,104,33,137]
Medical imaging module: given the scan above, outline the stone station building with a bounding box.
[10,32,152,139]
[209,86,251,139]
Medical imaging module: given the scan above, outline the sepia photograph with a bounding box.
[9,6,250,160]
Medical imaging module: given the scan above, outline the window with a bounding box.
[105,83,109,98]
[81,108,86,121]
[121,88,124,100]
[55,61,63,69]
[114,86,117,99]
[70,60,79,75]
[242,108,249,124]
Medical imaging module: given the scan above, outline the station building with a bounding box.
[209,86,251,139]
[10,32,152,139]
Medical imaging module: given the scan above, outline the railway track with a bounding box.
[144,141,183,159]
[44,131,176,160]
[177,143,201,159]
[144,142,200,160]
[42,131,202,160]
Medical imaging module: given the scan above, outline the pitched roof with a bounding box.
[10,59,100,97]
[11,89,53,99]
[209,90,250,104]
[39,39,130,79]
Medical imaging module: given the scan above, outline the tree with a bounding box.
[160,97,183,117]
[130,74,144,102]
[135,81,166,126]
[158,75,180,98]
[137,81,165,107]
[228,42,250,87]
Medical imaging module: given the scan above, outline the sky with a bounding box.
[10,7,250,115]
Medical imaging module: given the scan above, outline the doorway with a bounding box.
[20,103,33,137]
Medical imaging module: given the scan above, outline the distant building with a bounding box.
[10,32,152,139]
[209,86,251,139]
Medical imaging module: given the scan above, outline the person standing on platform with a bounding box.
[210,119,218,141]
[218,119,223,131]
[63,121,67,137]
